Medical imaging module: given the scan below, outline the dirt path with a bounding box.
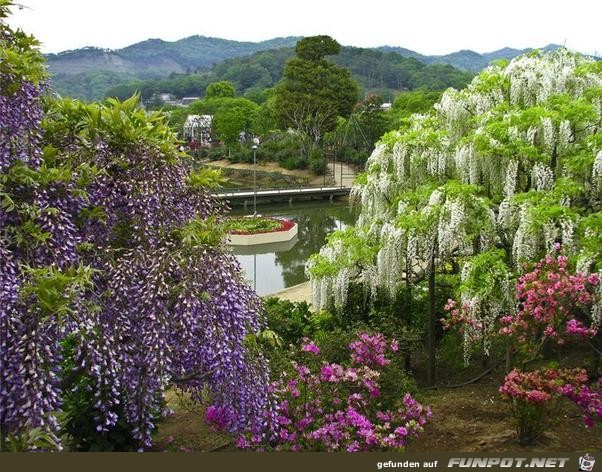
[204,159,358,187]
[328,161,357,187]
[203,159,327,185]
[267,281,312,305]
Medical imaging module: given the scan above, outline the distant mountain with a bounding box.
[45,35,592,101]
[46,35,302,76]
[375,44,565,71]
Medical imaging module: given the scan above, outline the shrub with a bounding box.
[265,298,316,345]
[500,367,601,444]
[225,216,285,234]
[227,332,431,451]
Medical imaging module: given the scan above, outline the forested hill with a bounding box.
[46,35,302,75]
[95,46,473,102]
[46,36,586,101]
[376,44,564,71]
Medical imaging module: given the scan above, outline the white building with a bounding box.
[183,115,212,146]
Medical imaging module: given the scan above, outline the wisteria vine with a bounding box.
[1,6,272,450]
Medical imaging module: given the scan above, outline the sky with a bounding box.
[7,0,602,56]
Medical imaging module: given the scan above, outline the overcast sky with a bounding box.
[7,0,602,56]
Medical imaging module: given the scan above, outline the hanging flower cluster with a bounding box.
[1,10,68,445]
[229,332,430,452]
[309,48,602,346]
[1,11,272,450]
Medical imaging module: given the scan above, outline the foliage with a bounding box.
[50,70,142,102]
[310,50,602,356]
[205,80,236,99]
[228,332,430,451]
[186,167,228,189]
[275,36,358,142]
[389,90,442,129]
[325,95,392,167]
[264,297,317,346]
[224,216,284,234]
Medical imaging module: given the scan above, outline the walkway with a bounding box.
[212,185,350,200]
[328,161,357,188]
[267,281,312,306]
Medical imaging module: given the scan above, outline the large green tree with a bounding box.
[274,36,358,143]
[205,80,236,99]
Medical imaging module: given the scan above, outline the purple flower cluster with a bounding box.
[1,17,273,450]
[236,332,431,452]
[0,31,65,444]
[301,338,320,355]
[558,379,602,428]
[205,404,237,430]
[349,332,398,367]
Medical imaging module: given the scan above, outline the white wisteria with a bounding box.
[308,49,602,349]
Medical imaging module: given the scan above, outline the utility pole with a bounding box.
[252,137,260,216]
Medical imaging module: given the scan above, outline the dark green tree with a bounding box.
[275,36,358,143]
[213,106,249,146]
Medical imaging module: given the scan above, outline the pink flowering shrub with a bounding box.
[500,368,601,444]
[232,332,431,451]
[443,252,600,352]
[500,253,600,346]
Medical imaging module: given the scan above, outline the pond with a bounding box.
[228,199,357,296]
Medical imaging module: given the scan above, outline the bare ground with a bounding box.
[152,374,600,452]
[268,281,312,305]
[408,374,600,452]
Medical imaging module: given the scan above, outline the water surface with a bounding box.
[229,200,357,296]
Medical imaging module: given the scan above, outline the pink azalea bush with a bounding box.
[442,251,601,445]
[219,332,431,451]
[500,368,601,444]
[500,252,600,345]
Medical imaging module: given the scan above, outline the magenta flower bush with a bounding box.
[220,332,431,452]
[500,368,601,444]
[500,252,600,346]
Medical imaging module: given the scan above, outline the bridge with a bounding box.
[212,184,351,205]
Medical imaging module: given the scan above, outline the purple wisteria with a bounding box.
[1,11,272,450]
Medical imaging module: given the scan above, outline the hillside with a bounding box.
[47,36,302,101]
[47,36,588,101]
[376,43,564,71]
[46,36,302,75]
[98,46,473,103]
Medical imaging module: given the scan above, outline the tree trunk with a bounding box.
[591,335,601,378]
[505,345,514,373]
[404,258,412,372]
[427,252,436,385]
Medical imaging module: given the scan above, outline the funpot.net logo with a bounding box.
[447,457,570,468]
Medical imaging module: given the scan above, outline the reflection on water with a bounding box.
[229,200,357,296]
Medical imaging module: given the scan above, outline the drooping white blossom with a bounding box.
[532,162,555,191]
[593,150,602,196]
[308,49,602,328]
[504,160,519,197]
